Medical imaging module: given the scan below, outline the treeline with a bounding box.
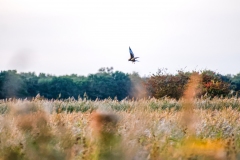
[0,67,137,100]
[0,68,240,100]
[147,69,240,99]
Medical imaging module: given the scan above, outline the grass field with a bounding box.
[0,73,239,160]
[0,96,240,160]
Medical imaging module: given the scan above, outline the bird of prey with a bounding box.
[128,47,139,63]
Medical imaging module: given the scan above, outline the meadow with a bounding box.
[0,74,240,160]
[0,96,240,160]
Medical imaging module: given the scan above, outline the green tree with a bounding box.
[19,72,39,98]
[48,77,79,99]
[0,70,28,98]
[231,73,240,91]
[86,68,131,100]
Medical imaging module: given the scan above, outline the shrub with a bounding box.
[146,69,190,99]
[201,70,231,98]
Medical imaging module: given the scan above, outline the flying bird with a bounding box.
[128,47,139,63]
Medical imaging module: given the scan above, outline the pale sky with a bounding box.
[0,0,240,76]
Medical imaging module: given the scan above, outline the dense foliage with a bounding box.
[146,69,190,99]
[0,68,133,100]
[0,68,240,100]
[146,69,240,99]
[200,70,231,97]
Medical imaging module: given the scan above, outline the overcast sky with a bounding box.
[0,0,240,76]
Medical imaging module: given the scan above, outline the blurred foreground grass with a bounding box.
[0,96,240,160]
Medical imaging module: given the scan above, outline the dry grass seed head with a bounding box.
[181,73,202,134]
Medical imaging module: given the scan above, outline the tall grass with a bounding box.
[0,95,240,159]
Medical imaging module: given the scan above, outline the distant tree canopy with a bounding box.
[231,73,240,91]
[0,70,28,99]
[146,69,190,99]
[0,68,132,100]
[200,70,231,98]
[146,69,239,99]
[0,68,240,100]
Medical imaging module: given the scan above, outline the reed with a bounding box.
[0,95,240,159]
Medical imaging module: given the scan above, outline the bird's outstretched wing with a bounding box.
[129,47,134,59]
